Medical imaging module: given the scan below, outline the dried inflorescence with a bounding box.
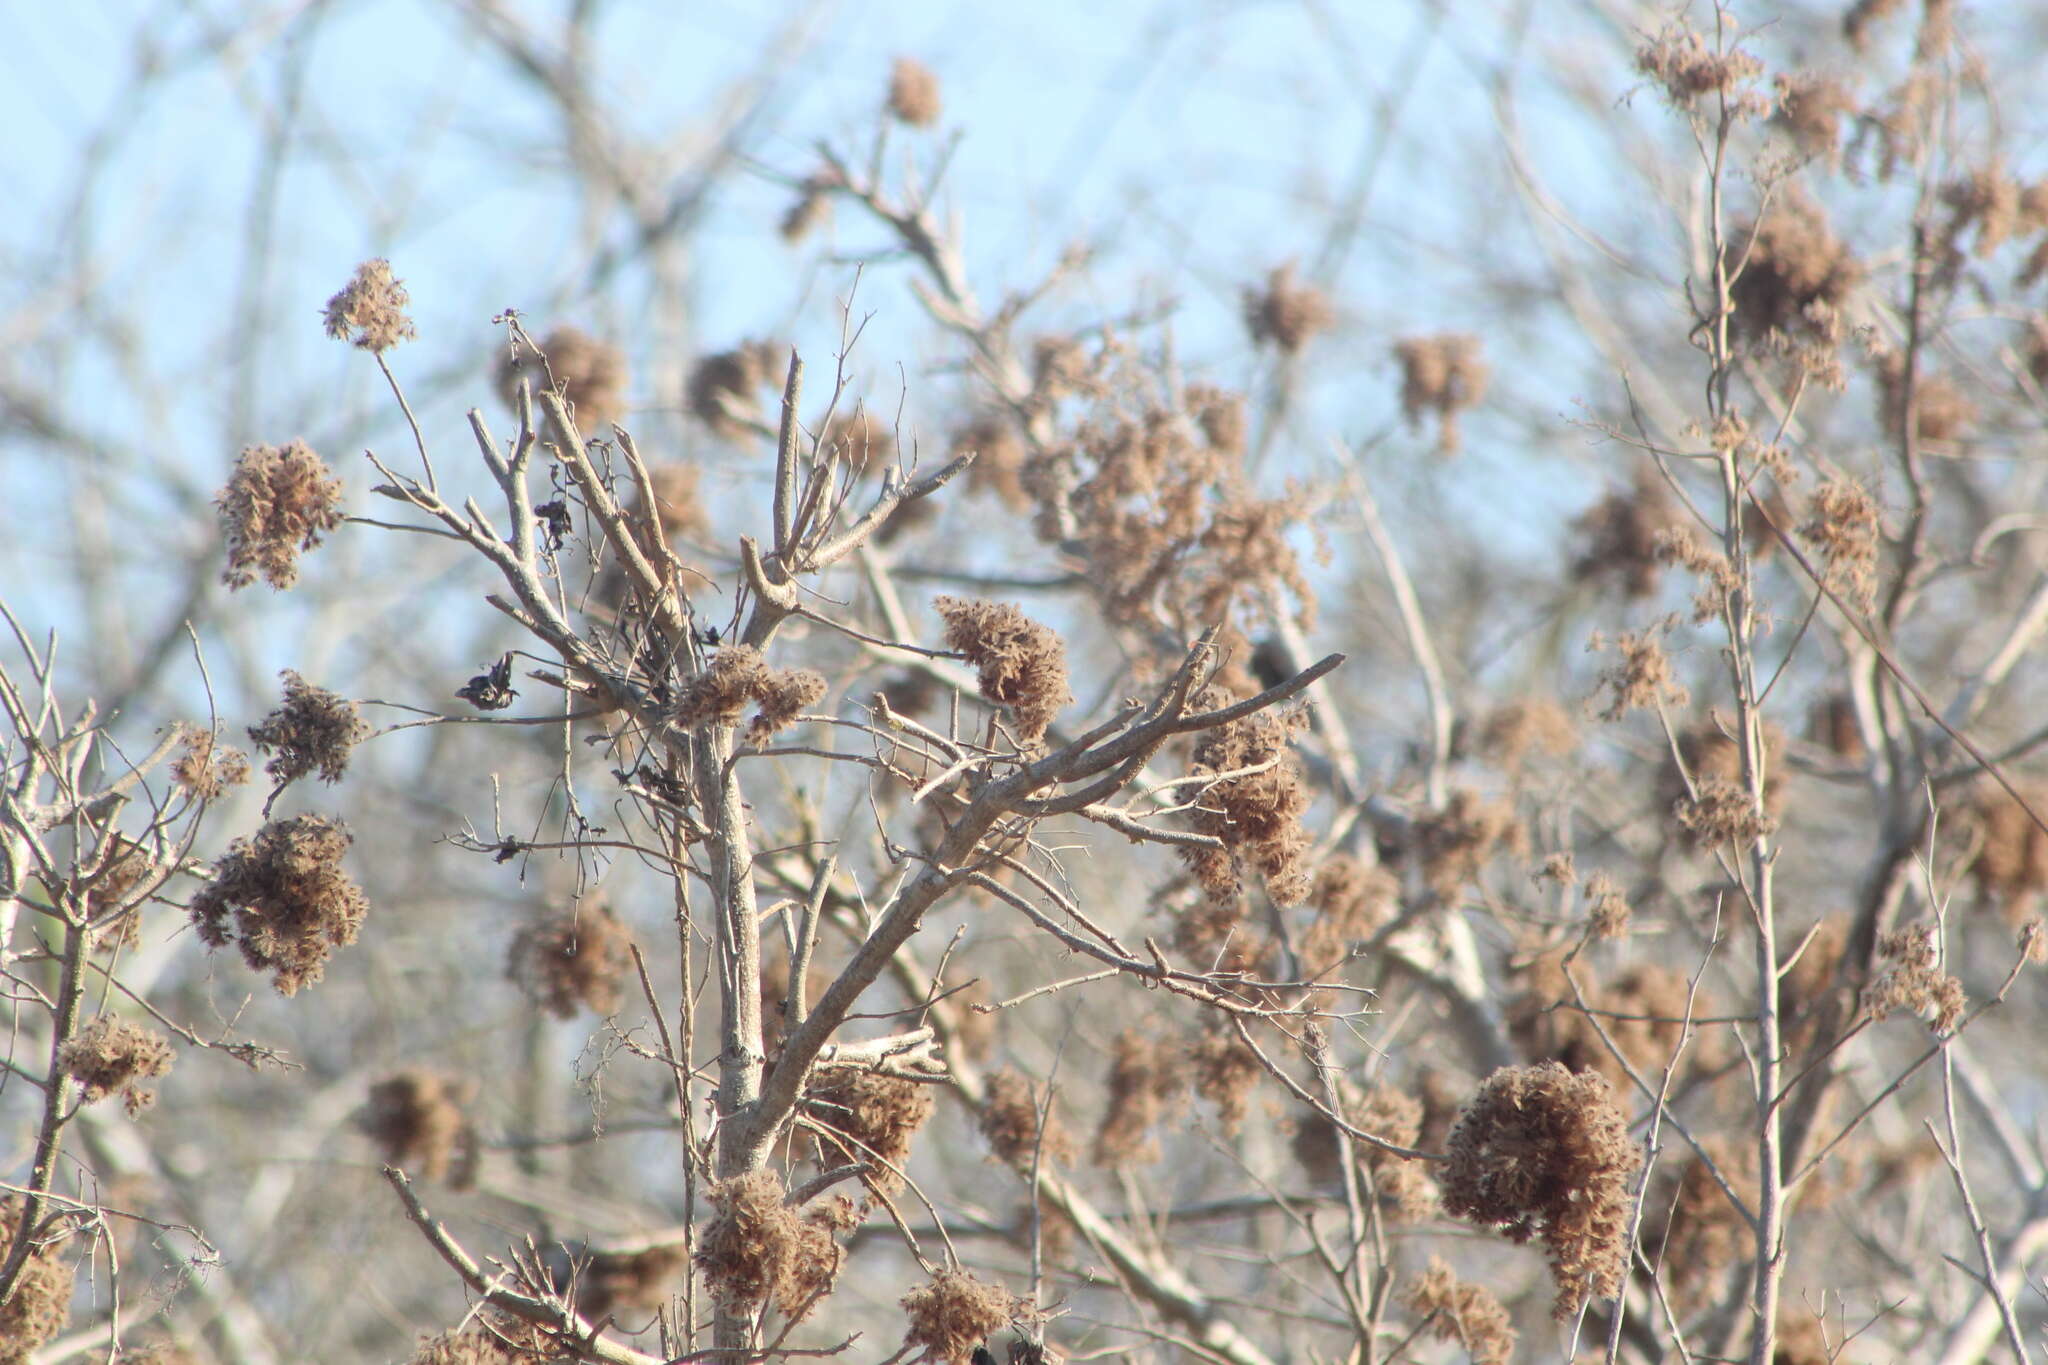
[1182,704,1313,906]
[83,837,159,950]
[1477,697,1579,772]
[980,1068,1075,1166]
[1299,854,1397,971]
[1588,626,1689,722]
[169,723,252,800]
[1296,1081,1436,1221]
[697,1170,846,1319]
[1869,923,1966,1033]
[60,1017,174,1116]
[1725,192,1862,350]
[1658,718,1787,848]
[1773,72,1856,163]
[405,1313,552,1365]
[1641,1137,1755,1307]
[900,1269,1021,1364]
[507,904,634,1018]
[1635,25,1764,108]
[1508,955,1698,1091]
[1414,789,1525,901]
[804,1068,936,1188]
[217,439,346,590]
[671,645,828,746]
[1189,1017,1262,1131]
[1241,263,1333,354]
[1965,785,2048,918]
[934,597,1070,745]
[0,1195,74,1363]
[953,413,1032,511]
[248,670,370,788]
[1583,870,1632,940]
[887,56,943,126]
[1393,333,1490,454]
[570,1243,689,1320]
[686,340,783,436]
[1802,478,1875,609]
[1092,1028,1183,1166]
[1401,1257,1516,1365]
[188,814,368,995]
[1439,1061,1643,1320]
[1571,470,1681,599]
[495,325,629,430]
[1877,354,1975,443]
[363,1070,476,1186]
[322,258,416,352]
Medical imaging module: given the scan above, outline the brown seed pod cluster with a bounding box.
[1241,263,1333,355]
[247,670,370,788]
[1393,333,1490,454]
[187,814,368,995]
[169,723,253,801]
[671,644,828,746]
[362,1070,477,1187]
[59,1016,174,1116]
[899,1269,1021,1364]
[696,1169,848,1319]
[1724,191,1862,350]
[803,1067,936,1189]
[1401,1256,1516,1365]
[216,439,346,591]
[1413,789,1525,901]
[0,1195,75,1361]
[322,258,416,352]
[980,1068,1076,1167]
[934,597,1070,745]
[1298,853,1397,972]
[1439,1061,1643,1319]
[506,904,634,1019]
[1181,704,1313,907]
[1092,1028,1183,1167]
[495,325,629,431]
[686,340,784,436]
[886,57,943,127]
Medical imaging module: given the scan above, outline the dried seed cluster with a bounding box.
[934,597,1070,745]
[188,814,367,995]
[1439,1061,1643,1319]
[495,325,629,431]
[169,723,252,800]
[804,1068,936,1188]
[900,1269,1021,1365]
[1393,333,1490,454]
[1182,704,1313,906]
[247,670,370,788]
[216,439,345,591]
[980,1068,1075,1166]
[0,1195,74,1362]
[363,1070,476,1186]
[671,644,828,746]
[697,1170,848,1319]
[507,905,634,1018]
[1401,1256,1516,1365]
[1092,1029,1183,1167]
[60,1016,174,1116]
[322,258,416,352]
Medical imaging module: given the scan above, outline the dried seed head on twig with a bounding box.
[900,1269,1022,1365]
[1393,333,1490,454]
[495,325,628,431]
[0,1195,74,1360]
[1401,1256,1516,1365]
[169,723,253,800]
[507,904,634,1018]
[60,1016,174,1116]
[187,814,367,995]
[363,1070,477,1187]
[217,439,345,591]
[247,670,370,788]
[697,1169,845,1319]
[322,258,416,352]
[934,597,1071,745]
[1241,263,1333,354]
[1439,1061,1642,1320]
[887,57,943,127]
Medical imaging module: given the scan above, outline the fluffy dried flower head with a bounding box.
[1941,167,2022,259]
[1393,334,1490,454]
[1870,923,1966,1033]
[570,1243,688,1320]
[697,1170,844,1319]
[1402,1257,1515,1365]
[1773,72,1856,163]
[217,439,345,590]
[1641,1137,1755,1306]
[187,814,367,994]
[1297,1081,1436,1220]
[322,258,416,352]
[953,413,1032,511]
[1584,870,1632,939]
[1439,1062,1643,1319]
[1242,263,1333,354]
[60,1016,174,1116]
[1093,1028,1183,1166]
[1635,26,1764,107]
[980,1068,1075,1166]
[363,1070,475,1185]
[507,904,633,1018]
[1478,697,1579,771]
[687,340,782,436]
[1415,789,1525,900]
[673,644,827,744]
[1589,626,1689,721]
[495,325,628,430]
[1571,470,1681,599]
[1182,702,1313,905]
[83,837,159,951]
[247,670,370,788]
[1508,955,1700,1090]
[1877,354,1974,443]
[1656,718,1786,849]
[900,1270,1020,1364]
[1726,192,1862,350]
[405,1313,550,1365]
[1800,476,1882,613]
[804,1068,935,1189]
[1187,384,1247,454]
[935,597,1071,745]
[169,723,252,800]
[0,1195,74,1361]
[1299,854,1397,971]
[887,56,943,126]
[1189,1017,1262,1131]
